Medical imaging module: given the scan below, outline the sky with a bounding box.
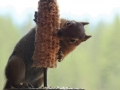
[0,0,120,25]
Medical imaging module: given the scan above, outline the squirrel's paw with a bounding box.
[57,50,64,62]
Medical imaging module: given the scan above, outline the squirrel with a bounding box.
[4,18,91,89]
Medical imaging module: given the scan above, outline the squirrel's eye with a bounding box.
[69,38,78,43]
[65,21,72,26]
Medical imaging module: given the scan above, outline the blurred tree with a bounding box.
[0,15,20,89]
[1,13,120,90]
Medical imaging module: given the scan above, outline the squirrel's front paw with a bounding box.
[57,50,64,62]
[33,11,38,23]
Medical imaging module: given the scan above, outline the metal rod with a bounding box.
[44,68,47,87]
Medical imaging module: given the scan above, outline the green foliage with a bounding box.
[0,15,20,89]
[0,14,120,90]
[48,14,120,90]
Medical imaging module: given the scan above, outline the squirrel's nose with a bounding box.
[57,30,63,37]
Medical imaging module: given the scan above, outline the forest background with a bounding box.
[0,0,120,90]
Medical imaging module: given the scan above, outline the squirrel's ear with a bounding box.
[83,35,92,41]
[81,22,89,26]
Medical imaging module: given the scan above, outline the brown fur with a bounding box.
[58,19,91,60]
[4,19,91,89]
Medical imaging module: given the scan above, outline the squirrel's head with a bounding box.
[58,19,92,46]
